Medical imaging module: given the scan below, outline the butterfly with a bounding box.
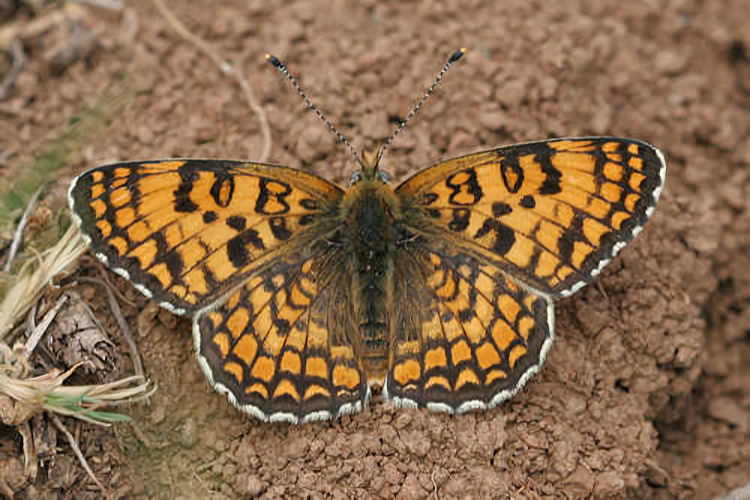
[68,51,666,424]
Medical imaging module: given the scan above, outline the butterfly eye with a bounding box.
[349,171,362,185]
[377,170,391,183]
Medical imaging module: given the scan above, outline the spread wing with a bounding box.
[194,239,370,424]
[68,159,343,315]
[397,137,666,297]
[384,137,665,411]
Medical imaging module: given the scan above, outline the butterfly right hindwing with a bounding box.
[385,238,553,412]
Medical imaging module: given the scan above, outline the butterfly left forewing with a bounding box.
[69,159,343,315]
[397,137,665,297]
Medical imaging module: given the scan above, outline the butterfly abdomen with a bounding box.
[342,182,403,382]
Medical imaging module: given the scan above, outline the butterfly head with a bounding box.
[350,149,391,185]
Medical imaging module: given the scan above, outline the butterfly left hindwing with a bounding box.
[194,240,370,424]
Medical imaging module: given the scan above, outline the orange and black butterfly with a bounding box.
[68,50,665,423]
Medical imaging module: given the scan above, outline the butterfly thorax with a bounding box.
[340,174,402,383]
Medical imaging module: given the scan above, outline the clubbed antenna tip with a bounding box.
[450,48,468,63]
[375,48,468,166]
[264,54,282,68]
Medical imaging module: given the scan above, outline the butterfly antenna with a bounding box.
[376,48,467,166]
[265,54,363,168]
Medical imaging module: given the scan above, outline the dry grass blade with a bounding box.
[72,0,124,10]
[0,226,87,341]
[24,294,67,354]
[3,186,42,273]
[0,361,153,426]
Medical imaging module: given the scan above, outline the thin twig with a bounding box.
[77,277,143,379]
[71,0,124,11]
[89,258,137,308]
[431,468,439,499]
[25,294,68,354]
[0,38,26,99]
[4,186,43,273]
[153,0,272,161]
[50,414,106,492]
[25,301,37,339]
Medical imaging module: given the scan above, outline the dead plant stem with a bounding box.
[153,0,272,161]
[51,414,106,492]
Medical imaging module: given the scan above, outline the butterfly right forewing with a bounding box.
[397,137,666,298]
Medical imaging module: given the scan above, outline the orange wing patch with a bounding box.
[398,137,665,297]
[69,159,343,315]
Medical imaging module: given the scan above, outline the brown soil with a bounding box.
[1,0,748,498]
